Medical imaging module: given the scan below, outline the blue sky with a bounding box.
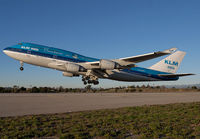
[0,0,200,88]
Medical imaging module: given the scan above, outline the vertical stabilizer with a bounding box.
[149,51,186,73]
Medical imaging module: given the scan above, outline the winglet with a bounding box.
[163,47,177,54]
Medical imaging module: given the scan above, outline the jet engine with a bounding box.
[65,63,86,72]
[63,72,79,77]
[99,59,121,70]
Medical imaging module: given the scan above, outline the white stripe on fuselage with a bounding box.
[3,50,67,71]
[3,50,161,82]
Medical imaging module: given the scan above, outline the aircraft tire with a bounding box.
[84,81,87,85]
[20,67,24,71]
[93,80,99,85]
[88,80,92,84]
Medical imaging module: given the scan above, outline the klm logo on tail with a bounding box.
[165,60,179,66]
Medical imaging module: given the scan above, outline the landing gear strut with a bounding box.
[20,61,24,71]
[82,76,99,85]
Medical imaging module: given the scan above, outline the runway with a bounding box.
[0,92,200,117]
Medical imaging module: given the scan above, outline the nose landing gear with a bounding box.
[20,61,24,71]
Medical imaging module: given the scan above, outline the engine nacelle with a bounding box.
[63,72,79,77]
[99,59,121,70]
[65,63,86,72]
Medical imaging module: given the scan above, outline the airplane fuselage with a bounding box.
[3,43,178,84]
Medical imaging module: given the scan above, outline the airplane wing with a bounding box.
[113,47,177,65]
[79,47,177,69]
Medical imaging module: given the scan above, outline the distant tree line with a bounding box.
[0,85,199,93]
[0,86,86,93]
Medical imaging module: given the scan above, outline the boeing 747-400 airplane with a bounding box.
[3,43,194,85]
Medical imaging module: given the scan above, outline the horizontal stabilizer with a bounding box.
[158,73,195,78]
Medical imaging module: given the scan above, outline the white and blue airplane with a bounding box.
[3,42,194,85]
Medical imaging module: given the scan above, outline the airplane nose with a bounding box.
[3,48,9,55]
[3,50,7,55]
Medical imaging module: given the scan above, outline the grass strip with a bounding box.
[0,102,200,138]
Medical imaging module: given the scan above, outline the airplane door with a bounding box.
[53,55,57,59]
[26,50,31,58]
[27,50,31,54]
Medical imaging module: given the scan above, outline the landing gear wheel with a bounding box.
[85,76,90,80]
[20,67,24,71]
[82,75,99,85]
[82,78,85,81]
[83,81,87,85]
[93,81,99,85]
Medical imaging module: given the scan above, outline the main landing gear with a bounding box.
[82,76,99,85]
[20,61,24,71]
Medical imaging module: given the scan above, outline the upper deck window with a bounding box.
[47,49,62,55]
[31,47,39,51]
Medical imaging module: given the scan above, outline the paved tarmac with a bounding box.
[0,92,200,117]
